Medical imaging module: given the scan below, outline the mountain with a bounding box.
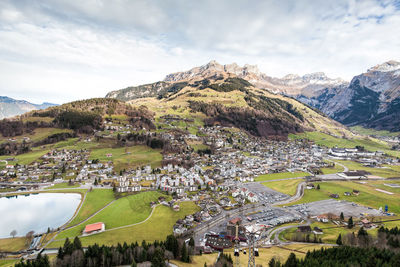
[0,96,58,119]
[145,60,400,132]
[293,61,400,131]
[106,61,350,138]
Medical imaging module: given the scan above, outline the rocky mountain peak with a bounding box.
[368,60,400,73]
[164,60,263,82]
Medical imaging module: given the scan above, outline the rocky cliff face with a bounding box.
[0,96,57,119]
[327,61,400,131]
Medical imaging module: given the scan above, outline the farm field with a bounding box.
[56,201,200,247]
[286,181,400,214]
[89,145,162,171]
[57,191,164,239]
[67,189,115,226]
[262,179,302,196]
[289,131,399,157]
[255,171,309,182]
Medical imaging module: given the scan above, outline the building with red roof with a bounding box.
[83,222,105,235]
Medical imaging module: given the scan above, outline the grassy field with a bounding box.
[281,222,361,244]
[350,126,400,137]
[0,259,19,267]
[289,131,399,157]
[46,183,81,189]
[255,172,308,182]
[0,148,50,166]
[67,189,115,226]
[170,253,219,267]
[0,128,72,144]
[334,160,400,178]
[89,145,162,171]
[57,191,165,239]
[286,181,400,214]
[173,244,333,267]
[222,244,332,266]
[0,237,28,252]
[50,201,200,247]
[262,179,302,196]
[321,162,344,174]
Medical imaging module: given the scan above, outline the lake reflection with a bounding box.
[0,193,81,238]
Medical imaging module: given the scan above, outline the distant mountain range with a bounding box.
[0,96,57,119]
[107,60,400,132]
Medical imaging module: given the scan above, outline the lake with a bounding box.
[0,193,81,238]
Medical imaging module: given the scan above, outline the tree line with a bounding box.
[16,235,195,267]
[269,246,400,267]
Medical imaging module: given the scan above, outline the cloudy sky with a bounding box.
[0,0,399,104]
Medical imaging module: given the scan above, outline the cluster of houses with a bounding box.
[0,149,90,182]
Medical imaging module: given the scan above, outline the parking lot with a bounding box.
[243,182,289,204]
[244,206,302,226]
[287,199,383,217]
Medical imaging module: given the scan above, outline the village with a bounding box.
[1,124,400,259]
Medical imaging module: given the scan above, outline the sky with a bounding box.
[0,0,399,104]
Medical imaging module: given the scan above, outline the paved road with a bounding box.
[273,182,305,206]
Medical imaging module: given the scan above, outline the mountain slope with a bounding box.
[106,62,351,138]
[323,61,400,131]
[0,96,57,119]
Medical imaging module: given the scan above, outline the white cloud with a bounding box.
[0,0,399,103]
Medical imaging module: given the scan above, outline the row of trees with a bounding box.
[269,246,400,267]
[16,235,195,267]
[336,226,400,249]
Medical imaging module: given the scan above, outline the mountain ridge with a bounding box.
[0,96,58,120]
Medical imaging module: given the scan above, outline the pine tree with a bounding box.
[316,184,320,190]
[340,212,344,221]
[336,234,342,245]
[189,237,195,247]
[285,253,298,267]
[73,236,82,250]
[269,258,276,267]
[181,243,189,263]
[348,216,354,229]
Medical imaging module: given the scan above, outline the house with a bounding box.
[83,222,105,235]
[353,190,360,196]
[173,204,180,211]
[247,192,258,203]
[317,214,329,223]
[313,227,323,234]
[330,194,339,199]
[306,183,315,190]
[340,170,371,179]
[344,192,351,196]
[229,218,241,225]
[360,218,375,229]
